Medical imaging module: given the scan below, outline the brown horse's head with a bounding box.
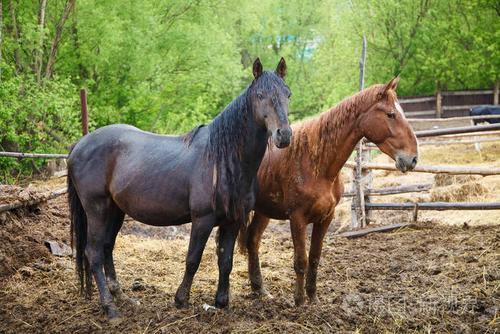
[250,57,292,148]
[358,77,418,172]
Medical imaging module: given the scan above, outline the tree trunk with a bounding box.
[44,0,76,79]
[35,0,47,83]
[8,0,22,73]
[70,14,87,80]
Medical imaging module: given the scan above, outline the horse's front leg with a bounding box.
[175,214,215,308]
[305,218,331,303]
[214,222,240,308]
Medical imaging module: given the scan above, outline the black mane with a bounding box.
[206,71,286,223]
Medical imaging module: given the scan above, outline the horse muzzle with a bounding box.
[395,153,418,173]
[273,127,292,148]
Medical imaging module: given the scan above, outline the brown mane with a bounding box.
[273,83,393,177]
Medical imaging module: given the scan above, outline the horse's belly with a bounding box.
[112,185,191,226]
[255,193,289,220]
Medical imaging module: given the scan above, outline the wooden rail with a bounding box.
[343,183,432,197]
[366,136,500,148]
[0,152,68,159]
[343,161,500,176]
[436,130,500,138]
[415,123,500,137]
[366,202,500,211]
[408,115,500,122]
[336,223,411,238]
[0,188,67,213]
[416,137,500,146]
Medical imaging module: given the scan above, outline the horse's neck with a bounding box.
[315,94,371,180]
[322,122,362,180]
[240,120,269,174]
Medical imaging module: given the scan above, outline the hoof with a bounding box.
[252,288,273,300]
[259,289,274,300]
[174,296,189,309]
[214,296,229,309]
[294,297,305,307]
[105,305,122,325]
[308,295,319,304]
[214,301,228,309]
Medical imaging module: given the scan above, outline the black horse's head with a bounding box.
[249,58,292,148]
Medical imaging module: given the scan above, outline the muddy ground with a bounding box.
[0,193,498,333]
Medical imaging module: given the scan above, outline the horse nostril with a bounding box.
[276,128,282,136]
[411,156,418,167]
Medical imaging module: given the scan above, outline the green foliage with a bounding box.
[0,0,498,181]
[0,65,79,181]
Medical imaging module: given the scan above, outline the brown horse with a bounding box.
[239,77,418,306]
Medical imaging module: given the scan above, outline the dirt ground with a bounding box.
[0,143,499,333]
[0,196,499,333]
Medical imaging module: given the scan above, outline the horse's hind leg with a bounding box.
[102,205,139,307]
[305,217,331,303]
[85,200,121,322]
[246,212,272,298]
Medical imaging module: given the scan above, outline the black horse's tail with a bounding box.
[68,170,92,297]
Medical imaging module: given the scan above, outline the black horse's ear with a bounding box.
[275,57,287,78]
[253,58,263,79]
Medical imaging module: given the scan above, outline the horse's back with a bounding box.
[68,124,203,226]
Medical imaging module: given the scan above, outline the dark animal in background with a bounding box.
[470,105,500,124]
[67,58,292,322]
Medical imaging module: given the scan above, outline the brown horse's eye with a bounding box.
[387,112,396,119]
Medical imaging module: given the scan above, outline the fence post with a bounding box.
[350,36,368,229]
[436,89,443,118]
[80,89,88,136]
[494,81,499,105]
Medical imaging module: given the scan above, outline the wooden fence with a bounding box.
[2,86,500,235]
[400,83,499,118]
[346,117,500,231]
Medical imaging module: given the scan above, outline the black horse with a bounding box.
[67,58,292,322]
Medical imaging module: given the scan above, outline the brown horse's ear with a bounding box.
[378,76,400,100]
[253,58,263,79]
[275,57,287,79]
[384,76,400,93]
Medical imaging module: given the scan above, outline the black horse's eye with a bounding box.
[387,112,396,119]
[257,92,264,100]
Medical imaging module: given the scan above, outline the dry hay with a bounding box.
[420,142,500,165]
[430,181,488,202]
[0,194,499,333]
[433,174,481,187]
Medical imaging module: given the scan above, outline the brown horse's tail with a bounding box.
[237,212,252,256]
[68,171,92,298]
